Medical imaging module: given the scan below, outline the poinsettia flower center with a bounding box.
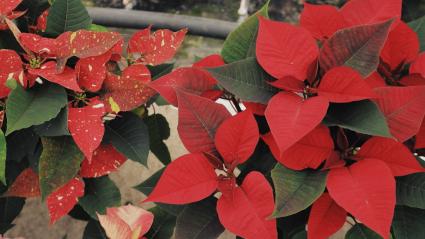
[29,57,42,69]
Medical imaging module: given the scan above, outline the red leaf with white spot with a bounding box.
[374,86,425,142]
[265,92,329,153]
[28,61,81,92]
[128,27,187,66]
[410,53,425,78]
[149,67,217,106]
[300,3,346,40]
[381,21,419,70]
[68,98,106,162]
[19,33,57,56]
[0,0,22,14]
[176,90,231,154]
[217,172,277,239]
[4,168,40,198]
[327,159,395,239]
[76,51,112,92]
[256,17,319,80]
[0,0,23,30]
[215,110,259,167]
[263,125,333,170]
[144,153,218,204]
[0,111,4,128]
[340,0,402,27]
[193,54,225,68]
[36,10,48,32]
[0,49,24,98]
[47,177,85,224]
[243,102,266,116]
[101,64,155,113]
[317,66,377,103]
[356,137,424,176]
[307,192,347,239]
[79,144,127,178]
[54,30,122,70]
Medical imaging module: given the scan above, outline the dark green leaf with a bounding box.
[79,176,121,219]
[207,57,277,104]
[396,173,425,209]
[175,197,224,239]
[291,230,307,239]
[392,205,425,239]
[133,168,183,216]
[68,204,92,221]
[82,220,108,239]
[345,224,383,239]
[145,207,176,239]
[409,16,425,52]
[0,197,25,234]
[46,0,92,37]
[6,128,39,163]
[105,112,150,166]
[221,1,269,62]
[21,0,50,25]
[148,64,175,80]
[34,106,70,137]
[144,114,171,165]
[271,164,327,217]
[324,100,391,137]
[6,84,67,136]
[0,131,6,185]
[39,136,84,199]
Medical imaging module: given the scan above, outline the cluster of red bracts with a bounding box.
[0,1,187,224]
[146,0,425,238]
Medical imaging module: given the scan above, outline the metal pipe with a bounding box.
[87,7,238,39]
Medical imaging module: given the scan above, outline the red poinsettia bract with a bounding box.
[145,109,277,239]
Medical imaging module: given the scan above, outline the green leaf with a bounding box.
[207,57,277,104]
[319,19,393,77]
[133,168,183,216]
[105,112,150,166]
[409,16,425,52]
[324,100,391,137]
[291,230,307,239]
[221,1,269,63]
[392,205,425,239]
[79,176,121,219]
[5,84,67,136]
[0,131,6,185]
[144,114,171,165]
[148,63,175,80]
[175,197,224,239]
[0,197,25,234]
[145,207,176,239]
[88,24,108,32]
[345,224,384,239]
[45,0,92,37]
[82,220,107,239]
[271,164,327,217]
[396,173,425,209]
[39,136,84,200]
[34,106,70,137]
[6,128,39,163]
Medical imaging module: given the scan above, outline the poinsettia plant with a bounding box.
[0,0,186,236]
[142,0,425,238]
